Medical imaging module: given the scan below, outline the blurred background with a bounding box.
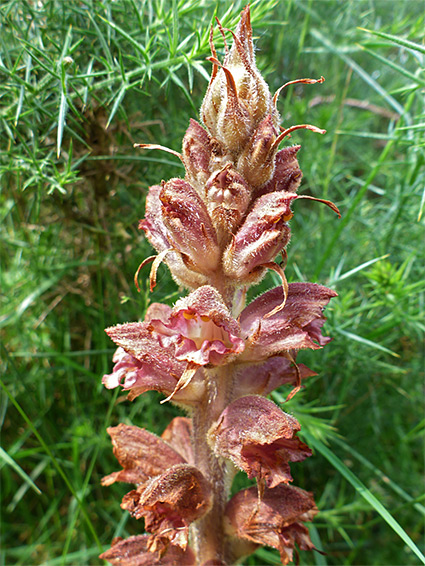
[1,0,424,564]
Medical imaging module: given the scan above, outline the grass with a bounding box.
[1,0,424,564]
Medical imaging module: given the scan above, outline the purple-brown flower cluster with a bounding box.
[100,6,338,565]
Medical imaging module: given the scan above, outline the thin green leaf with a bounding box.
[336,328,400,357]
[57,81,67,158]
[358,27,425,55]
[304,434,425,565]
[98,14,148,61]
[106,84,127,129]
[358,43,425,87]
[329,254,390,284]
[14,53,32,126]
[0,447,41,495]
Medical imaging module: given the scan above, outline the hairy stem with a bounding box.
[191,366,236,565]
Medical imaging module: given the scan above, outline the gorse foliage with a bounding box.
[1,1,424,565]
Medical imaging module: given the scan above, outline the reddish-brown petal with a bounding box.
[239,282,337,361]
[99,534,195,565]
[210,396,311,487]
[226,484,318,564]
[101,424,185,487]
[121,464,212,550]
[103,323,206,403]
[234,357,316,397]
[102,345,206,404]
[144,303,172,323]
[161,417,194,465]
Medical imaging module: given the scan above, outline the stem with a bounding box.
[191,366,236,565]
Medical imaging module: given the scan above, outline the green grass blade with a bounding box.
[358,43,425,87]
[0,370,102,551]
[314,135,396,277]
[358,27,425,55]
[336,328,400,357]
[329,254,390,285]
[333,437,425,517]
[304,434,425,565]
[0,446,41,495]
[311,28,405,118]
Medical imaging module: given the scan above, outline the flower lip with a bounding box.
[148,285,245,366]
[150,308,244,366]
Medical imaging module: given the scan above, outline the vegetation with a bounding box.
[1,0,424,564]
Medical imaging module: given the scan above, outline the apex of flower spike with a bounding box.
[201,6,279,155]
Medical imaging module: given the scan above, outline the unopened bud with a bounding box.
[237,115,279,188]
[223,191,296,283]
[160,179,220,274]
[205,164,251,241]
[201,7,280,155]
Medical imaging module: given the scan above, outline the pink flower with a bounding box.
[239,282,337,361]
[149,286,244,366]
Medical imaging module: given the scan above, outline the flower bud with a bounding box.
[182,119,215,191]
[236,114,279,188]
[223,191,296,283]
[255,145,303,198]
[159,178,220,275]
[140,185,207,289]
[200,7,280,154]
[204,163,251,241]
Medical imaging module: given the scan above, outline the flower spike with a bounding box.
[102,6,339,565]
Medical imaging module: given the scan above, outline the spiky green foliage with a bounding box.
[1,1,424,564]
